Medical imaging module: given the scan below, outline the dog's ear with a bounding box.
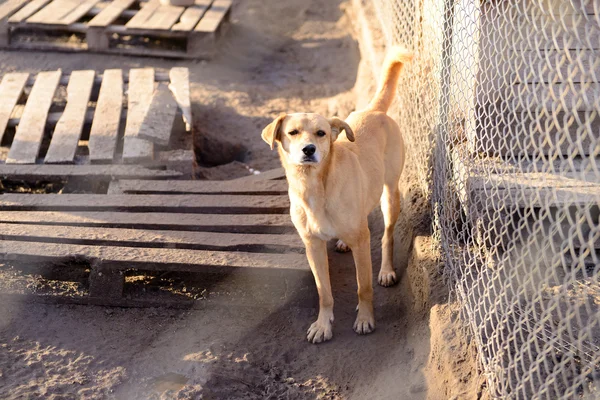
[261,113,286,150]
[328,117,355,142]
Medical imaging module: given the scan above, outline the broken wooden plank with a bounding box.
[0,211,295,233]
[112,179,288,194]
[136,83,177,146]
[88,69,123,163]
[6,70,61,164]
[88,0,135,27]
[122,68,154,163]
[0,72,28,143]
[0,164,183,180]
[27,0,80,24]
[143,4,185,30]
[44,70,95,164]
[57,0,101,25]
[5,0,45,22]
[0,193,290,213]
[0,223,304,250]
[172,0,212,31]
[194,0,231,33]
[0,240,309,272]
[169,67,191,131]
[124,0,159,28]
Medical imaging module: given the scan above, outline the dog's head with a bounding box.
[261,113,354,166]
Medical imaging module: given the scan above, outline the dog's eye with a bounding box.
[316,130,326,137]
[288,130,299,136]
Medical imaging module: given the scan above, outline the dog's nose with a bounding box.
[302,145,316,156]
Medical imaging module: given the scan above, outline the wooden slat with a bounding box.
[232,168,286,182]
[0,72,28,143]
[4,0,42,22]
[0,164,183,180]
[113,179,289,194]
[44,70,95,164]
[124,0,159,28]
[168,67,191,130]
[0,211,295,233]
[88,0,135,27]
[195,0,231,33]
[88,69,123,163]
[0,240,309,272]
[27,0,80,24]
[0,223,303,250]
[172,0,212,31]
[6,70,61,165]
[512,83,600,112]
[143,4,184,30]
[0,193,290,213]
[122,68,154,163]
[136,83,177,146]
[57,0,101,25]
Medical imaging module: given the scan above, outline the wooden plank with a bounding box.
[0,211,295,233]
[0,164,183,180]
[88,69,123,163]
[6,0,47,22]
[27,0,80,24]
[172,0,212,31]
[122,68,154,163]
[232,168,286,182]
[194,0,231,33]
[0,223,304,250]
[124,0,159,28]
[44,70,95,164]
[57,0,101,25]
[0,0,27,20]
[143,5,184,30]
[512,83,600,112]
[88,0,136,27]
[6,70,61,165]
[0,240,309,272]
[114,179,289,194]
[168,67,191,131]
[0,193,290,213]
[136,83,177,146]
[0,72,28,144]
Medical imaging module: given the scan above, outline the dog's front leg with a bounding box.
[351,229,375,334]
[303,237,334,343]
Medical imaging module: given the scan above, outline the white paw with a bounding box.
[353,307,375,335]
[335,240,351,253]
[378,270,398,287]
[307,315,334,344]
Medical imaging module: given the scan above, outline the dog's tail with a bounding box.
[367,46,414,113]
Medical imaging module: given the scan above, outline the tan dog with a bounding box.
[262,47,413,343]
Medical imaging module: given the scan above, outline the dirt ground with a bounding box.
[0,0,484,398]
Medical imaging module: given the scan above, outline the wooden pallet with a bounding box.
[0,67,193,182]
[0,170,312,307]
[0,0,231,58]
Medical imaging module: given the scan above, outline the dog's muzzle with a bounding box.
[301,145,317,163]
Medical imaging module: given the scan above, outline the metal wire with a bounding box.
[371,0,600,398]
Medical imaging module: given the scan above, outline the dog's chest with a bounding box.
[290,194,338,240]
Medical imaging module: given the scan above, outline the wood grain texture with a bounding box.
[88,0,136,27]
[194,0,230,32]
[168,67,191,130]
[88,69,123,162]
[113,179,288,194]
[44,70,95,164]
[136,83,177,146]
[0,164,183,180]
[172,0,212,31]
[0,72,28,144]
[6,70,61,164]
[122,68,154,163]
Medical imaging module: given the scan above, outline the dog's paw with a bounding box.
[378,270,398,287]
[353,307,375,335]
[334,240,351,253]
[307,318,333,344]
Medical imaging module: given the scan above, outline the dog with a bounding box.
[261,47,413,343]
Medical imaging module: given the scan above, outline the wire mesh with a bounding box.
[370,0,600,398]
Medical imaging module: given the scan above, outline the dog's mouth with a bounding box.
[301,157,317,163]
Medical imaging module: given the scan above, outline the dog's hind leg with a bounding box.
[378,182,401,287]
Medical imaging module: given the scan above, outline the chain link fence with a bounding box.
[370,0,600,398]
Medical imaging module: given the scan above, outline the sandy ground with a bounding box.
[0,0,484,398]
